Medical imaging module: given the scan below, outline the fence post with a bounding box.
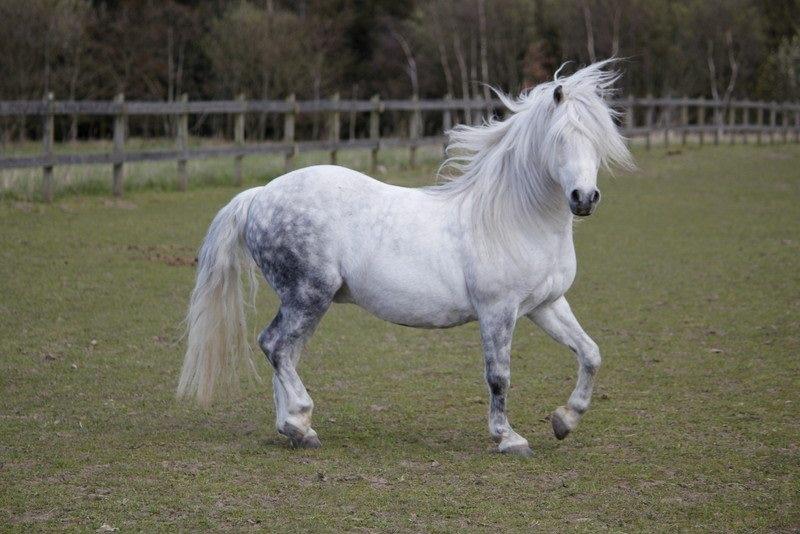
[769,102,777,144]
[698,99,706,145]
[328,92,340,164]
[741,103,748,144]
[112,93,126,197]
[283,93,296,172]
[680,96,689,145]
[443,97,453,129]
[625,95,635,145]
[370,94,380,173]
[782,103,789,144]
[176,93,188,191]
[795,107,800,143]
[69,109,78,146]
[42,92,55,203]
[409,94,420,168]
[728,103,736,145]
[234,94,245,186]
[663,101,670,147]
[473,96,484,125]
[757,105,764,145]
[442,94,453,156]
[349,95,357,141]
[713,101,721,145]
[739,102,746,144]
[645,96,653,150]
[463,96,471,126]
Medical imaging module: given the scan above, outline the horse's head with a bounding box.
[550,92,602,216]
[543,62,634,218]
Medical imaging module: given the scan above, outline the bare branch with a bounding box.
[389,27,419,97]
[722,30,738,103]
[452,32,470,100]
[430,6,454,96]
[611,2,621,57]
[707,39,719,101]
[582,1,596,63]
[477,0,490,100]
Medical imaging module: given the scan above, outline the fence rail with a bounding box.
[1,94,799,201]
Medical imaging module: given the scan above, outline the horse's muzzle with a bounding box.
[569,188,601,217]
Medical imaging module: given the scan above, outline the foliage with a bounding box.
[0,0,797,102]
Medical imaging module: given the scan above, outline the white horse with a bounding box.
[177,60,633,456]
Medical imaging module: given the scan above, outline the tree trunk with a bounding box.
[582,1,596,63]
[611,3,621,57]
[432,9,455,97]
[478,0,491,100]
[452,32,471,124]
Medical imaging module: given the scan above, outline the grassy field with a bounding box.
[1,144,798,531]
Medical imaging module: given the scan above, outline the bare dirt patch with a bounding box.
[127,244,197,267]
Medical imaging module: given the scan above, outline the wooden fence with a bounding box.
[1,94,799,201]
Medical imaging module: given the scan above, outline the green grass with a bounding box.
[1,144,798,531]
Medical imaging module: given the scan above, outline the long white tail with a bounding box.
[177,187,262,406]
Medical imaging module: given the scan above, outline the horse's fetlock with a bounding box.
[489,423,507,440]
[568,398,590,414]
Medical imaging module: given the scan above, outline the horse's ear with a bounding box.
[553,85,563,104]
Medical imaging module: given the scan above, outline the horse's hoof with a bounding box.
[552,416,570,440]
[279,423,321,449]
[500,444,533,457]
[551,406,577,440]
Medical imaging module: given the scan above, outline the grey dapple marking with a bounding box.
[244,199,340,448]
[177,60,633,455]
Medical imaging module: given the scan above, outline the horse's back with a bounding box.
[262,164,389,202]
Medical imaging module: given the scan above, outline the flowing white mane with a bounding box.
[431,59,634,252]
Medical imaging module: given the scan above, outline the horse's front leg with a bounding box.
[527,296,600,440]
[478,306,532,457]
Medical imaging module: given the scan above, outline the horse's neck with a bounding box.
[532,210,575,248]
[455,191,574,257]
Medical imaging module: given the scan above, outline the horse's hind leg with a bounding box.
[259,302,329,449]
[527,297,600,440]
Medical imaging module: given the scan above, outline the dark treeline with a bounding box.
[0,0,798,103]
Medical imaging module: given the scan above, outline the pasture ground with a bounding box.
[1,144,798,531]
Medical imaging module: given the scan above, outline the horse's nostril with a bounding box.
[590,190,600,203]
[570,189,581,202]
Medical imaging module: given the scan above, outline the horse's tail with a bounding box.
[177,187,262,406]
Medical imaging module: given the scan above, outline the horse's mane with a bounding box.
[429,59,634,254]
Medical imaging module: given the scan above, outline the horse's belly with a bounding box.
[343,261,475,328]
